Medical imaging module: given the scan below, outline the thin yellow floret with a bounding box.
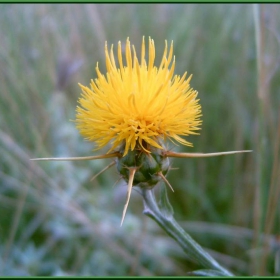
[75,37,202,156]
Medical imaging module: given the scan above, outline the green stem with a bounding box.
[141,188,233,276]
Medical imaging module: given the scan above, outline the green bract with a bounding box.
[117,143,170,189]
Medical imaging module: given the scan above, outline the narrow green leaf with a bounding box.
[188,269,231,276]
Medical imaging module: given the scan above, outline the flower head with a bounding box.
[75,37,202,156]
[33,38,251,226]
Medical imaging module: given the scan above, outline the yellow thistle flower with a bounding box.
[75,37,202,156]
[32,37,251,226]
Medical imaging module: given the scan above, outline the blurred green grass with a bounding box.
[0,3,280,276]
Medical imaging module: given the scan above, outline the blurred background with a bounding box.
[0,3,280,276]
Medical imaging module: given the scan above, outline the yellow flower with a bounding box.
[32,37,251,226]
[75,37,202,156]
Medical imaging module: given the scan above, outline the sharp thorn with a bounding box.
[30,152,121,161]
[90,161,116,182]
[120,167,137,226]
[165,150,252,158]
[158,172,174,192]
